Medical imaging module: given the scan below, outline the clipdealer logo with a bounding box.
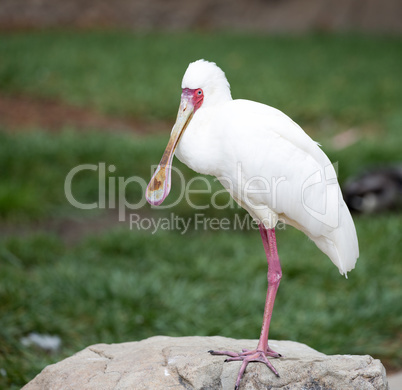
[64,161,340,231]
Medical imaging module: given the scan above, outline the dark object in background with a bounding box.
[343,165,402,214]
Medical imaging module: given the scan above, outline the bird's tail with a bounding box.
[311,201,359,277]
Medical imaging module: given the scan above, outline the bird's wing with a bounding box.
[231,99,330,165]
[213,99,359,275]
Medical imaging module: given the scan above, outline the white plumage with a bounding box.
[146,59,359,388]
[175,60,358,275]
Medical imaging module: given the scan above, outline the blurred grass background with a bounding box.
[0,30,401,389]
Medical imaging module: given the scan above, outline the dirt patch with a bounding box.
[0,0,401,34]
[0,94,168,134]
[0,211,133,246]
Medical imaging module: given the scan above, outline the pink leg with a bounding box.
[209,225,283,390]
[257,225,282,356]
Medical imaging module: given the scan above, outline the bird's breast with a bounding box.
[175,107,225,177]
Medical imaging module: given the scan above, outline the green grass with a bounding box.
[0,30,401,389]
[0,130,235,222]
[0,31,401,125]
[1,218,401,388]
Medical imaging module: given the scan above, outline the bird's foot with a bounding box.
[208,348,281,389]
[240,346,282,358]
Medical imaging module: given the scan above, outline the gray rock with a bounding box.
[22,335,388,390]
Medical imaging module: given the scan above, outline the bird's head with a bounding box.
[146,60,231,206]
[181,59,232,108]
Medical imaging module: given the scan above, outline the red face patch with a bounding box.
[181,88,204,111]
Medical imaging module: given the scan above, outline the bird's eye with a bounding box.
[196,89,203,96]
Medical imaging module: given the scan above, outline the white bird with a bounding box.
[146,60,359,390]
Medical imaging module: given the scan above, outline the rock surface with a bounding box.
[23,336,388,390]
